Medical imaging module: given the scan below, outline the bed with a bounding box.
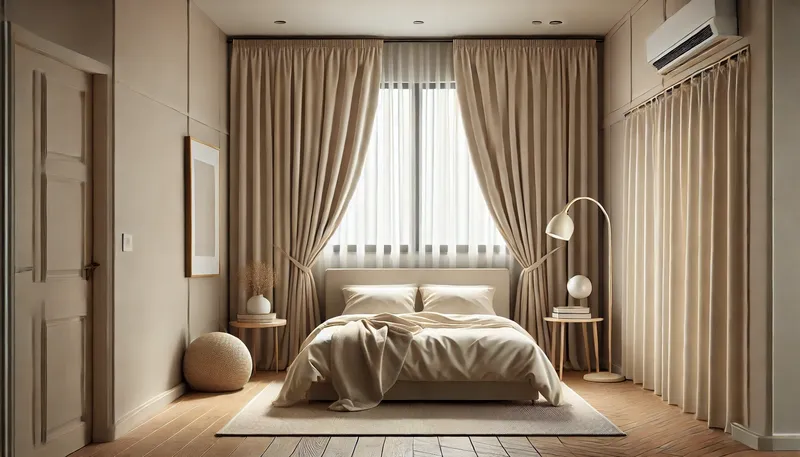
[275,268,562,410]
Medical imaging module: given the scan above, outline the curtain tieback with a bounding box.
[521,245,563,275]
[273,245,313,275]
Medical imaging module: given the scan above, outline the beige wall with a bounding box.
[742,0,772,440]
[770,0,800,438]
[603,0,771,425]
[113,0,228,432]
[6,0,113,65]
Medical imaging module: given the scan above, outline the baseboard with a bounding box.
[731,423,800,451]
[112,383,187,440]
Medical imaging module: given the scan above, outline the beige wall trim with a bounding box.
[112,383,186,441]
[11,24,110,75]
[114,79,228,136]
[11,23,117,444]
[606,7,633,37]
[732,423,761,450]
[604,0,677,45]
[732,423,800,451]
[605,12,630,40]
[629,0,653,17]
[603,0,651,40]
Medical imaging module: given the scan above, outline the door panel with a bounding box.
[44,317,88,440]
[45,80,87,159]
[46,179,86,273]
[14,44,93,457]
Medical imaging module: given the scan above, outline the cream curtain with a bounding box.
[621,52,749,430]
[230,40,382,369]
[453,40,600,363]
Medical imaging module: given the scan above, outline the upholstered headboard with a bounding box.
[324,268,510,319]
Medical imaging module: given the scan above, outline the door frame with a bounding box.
[10,25,116,444]
[1,16,13,457]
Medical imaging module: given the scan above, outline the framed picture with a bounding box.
[185,137,220,277]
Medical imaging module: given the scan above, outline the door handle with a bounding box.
[83,261,100,280]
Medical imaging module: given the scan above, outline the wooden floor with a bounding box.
[70,371,799,457]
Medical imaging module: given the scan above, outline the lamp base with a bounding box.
[583,371,625,383]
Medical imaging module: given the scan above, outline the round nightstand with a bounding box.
[229,319,287,374]
[543,316,603,380]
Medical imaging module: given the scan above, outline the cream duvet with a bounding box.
[274,312,563,411]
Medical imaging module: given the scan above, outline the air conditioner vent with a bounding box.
[653,25,714,71]
[646,0,738,74]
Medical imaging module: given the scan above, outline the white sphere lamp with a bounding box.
[567,275,592,300]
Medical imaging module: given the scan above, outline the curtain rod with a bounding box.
[226,35,604,43]
[625,46,748,115]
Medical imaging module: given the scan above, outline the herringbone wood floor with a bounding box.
[70,371,798,457]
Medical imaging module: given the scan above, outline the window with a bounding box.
[325,43,506,267]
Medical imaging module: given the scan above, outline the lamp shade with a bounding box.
[545,211,574,241]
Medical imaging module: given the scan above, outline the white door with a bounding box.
[14,44,93,457]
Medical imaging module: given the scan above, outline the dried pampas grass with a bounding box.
[240,262,277,296]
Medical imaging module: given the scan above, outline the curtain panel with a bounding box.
[453,40,600,364]
[230,39,382,369]
[621,52,749,430]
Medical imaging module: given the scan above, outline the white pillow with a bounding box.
[420,285,496,315]
[341,285,417,315]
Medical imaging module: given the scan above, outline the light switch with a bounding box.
[122,233,134,252]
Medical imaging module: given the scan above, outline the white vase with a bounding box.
[246,294,271,315]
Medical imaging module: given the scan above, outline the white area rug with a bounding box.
[217,382,623,436]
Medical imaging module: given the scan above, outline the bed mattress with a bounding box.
[275,313,563,408]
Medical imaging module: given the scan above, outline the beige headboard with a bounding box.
[324,268,510,319]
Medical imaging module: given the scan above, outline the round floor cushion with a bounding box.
[183,332,252,392]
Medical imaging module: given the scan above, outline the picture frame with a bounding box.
[184,137,220,277]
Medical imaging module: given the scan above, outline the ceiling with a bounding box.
[193,0,639,38]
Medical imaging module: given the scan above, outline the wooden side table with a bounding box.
[230,319,287,374]
[544,317,603,380]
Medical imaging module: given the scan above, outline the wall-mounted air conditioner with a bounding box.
[646,0,739,75]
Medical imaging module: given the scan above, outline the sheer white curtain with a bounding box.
[322,42,510,269]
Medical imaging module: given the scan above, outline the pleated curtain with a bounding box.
[621,51,749,430]
[453,39,600,364]
[229,40,382,369]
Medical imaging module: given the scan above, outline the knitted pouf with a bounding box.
[183,332,252,392]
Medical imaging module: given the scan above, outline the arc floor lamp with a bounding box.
[545,197,625,383]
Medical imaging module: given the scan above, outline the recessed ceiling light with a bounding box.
[274,20,286,24]
[549,20,563,25]
[413,20,425,25]
[531,20,543,25]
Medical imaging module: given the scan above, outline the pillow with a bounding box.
[341,285,417,315]
[420,285,496,315]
